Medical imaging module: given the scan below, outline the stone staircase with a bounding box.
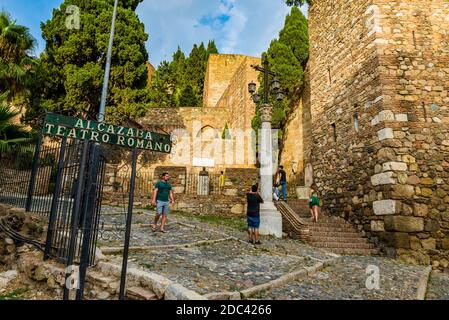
[277,200,378,256]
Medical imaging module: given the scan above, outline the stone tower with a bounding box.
[296,0,449,265]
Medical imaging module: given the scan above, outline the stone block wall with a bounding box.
[297,0,449,265]
[366,0,449,265]
[176,168,258,216]
[103,166,258,217]
[305,0,382,216]
[203,54,252,109]
[280,90,309,196]
[136,54,261,174]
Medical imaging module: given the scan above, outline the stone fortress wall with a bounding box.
[281,0,449,265]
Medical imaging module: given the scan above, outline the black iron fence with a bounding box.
[112,171,223,198]
[0,140,60,213]
[0,138,107,300]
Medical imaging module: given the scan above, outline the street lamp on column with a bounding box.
[247,58,285,238]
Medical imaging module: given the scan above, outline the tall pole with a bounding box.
[119,148,138,300]
[263,59,270,104]
[251,59,283,238]
[98,0,119,123]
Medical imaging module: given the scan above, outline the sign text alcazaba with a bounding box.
[42,113,172,153]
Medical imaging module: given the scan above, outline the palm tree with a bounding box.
[0,10,36,101]
[0,91,32,154]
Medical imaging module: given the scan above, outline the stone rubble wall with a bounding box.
[367,0,449,266]
[289,0,449,266]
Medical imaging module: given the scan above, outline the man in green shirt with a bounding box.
[151,173,174,233]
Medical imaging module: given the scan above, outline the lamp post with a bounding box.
[73,0,119,301]
[248,58,285,238]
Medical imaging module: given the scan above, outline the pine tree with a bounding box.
[33,0,150,124]
[207,40,218,55]
[279,7,309,65]
[178,84,198,107]
[285,0,311,6]
[148,61,175,108]
[253,7,309,131]
[149,40,219,108]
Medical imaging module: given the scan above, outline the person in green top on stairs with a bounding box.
[309,189,321,223]
[151,172,175,233]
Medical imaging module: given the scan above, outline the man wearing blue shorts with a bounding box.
[151,173,174,233]
[246,185,264,245]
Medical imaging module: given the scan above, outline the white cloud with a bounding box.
[218,1,248,53]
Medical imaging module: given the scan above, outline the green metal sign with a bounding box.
[42,113,172,153]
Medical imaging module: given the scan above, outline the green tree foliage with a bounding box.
[149,40,218,107]
[253,7,309,131]
[222,123,230,139]
[31,0,150,124]
[0,10,37,102]
[0,92,32,153]
[279,7,309,65]
[178,84,198,107]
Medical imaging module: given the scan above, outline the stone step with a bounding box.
[325,248,378,255]
[305,220,354,229]
[86,271,116,288]
[126,286,158,300]
[311,231,364,238]
[310,242,375,249]
[307,225,358,232]
[325,248,379,256]
[309,236,369,244]
[278,201,378,256]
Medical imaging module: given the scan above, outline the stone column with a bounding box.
[258,104,282,238]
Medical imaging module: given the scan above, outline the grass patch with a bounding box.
[0,287,29,300]
[172,211,246,232]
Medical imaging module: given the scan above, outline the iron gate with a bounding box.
[43,139,106,267]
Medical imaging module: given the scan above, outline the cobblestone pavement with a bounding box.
[97,222,226,248]
[98,206,444,300]
[254,256,429,300]
[426,271,449,300]
[109,241,317,295]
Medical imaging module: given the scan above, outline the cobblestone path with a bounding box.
[98,206,448,300]
[254,256,429,300]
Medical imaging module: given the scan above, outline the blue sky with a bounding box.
[1,0,307,67]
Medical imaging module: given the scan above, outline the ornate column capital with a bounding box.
[260,104,273,123]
